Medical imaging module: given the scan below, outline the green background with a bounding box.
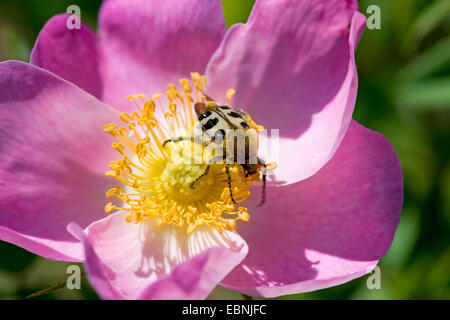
[0,0,449,300]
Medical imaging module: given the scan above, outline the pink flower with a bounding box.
[0,0,403,299]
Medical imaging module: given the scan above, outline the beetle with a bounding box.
[163,95,267,206]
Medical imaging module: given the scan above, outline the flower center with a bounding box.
[104,73,264,234]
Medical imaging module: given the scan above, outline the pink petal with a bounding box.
[206,1,365,185]
[67,223,121,299]
[221,121,403,297]
[98,0,227,112]
[69,211,248,300]
[30,14,102,99]
[0,61,119,261]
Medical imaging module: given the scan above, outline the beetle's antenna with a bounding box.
[203,93,215,102]
[162,136,195,148]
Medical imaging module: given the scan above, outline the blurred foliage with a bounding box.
[0,0,449,300]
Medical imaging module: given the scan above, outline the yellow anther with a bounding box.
[118,127,127,136]
[120,113,131,123]
[226,88,236,103]
[132,179,140,189]
[144,99,156,112]
[168,207,179,216]
[109,160,121,170]
[131,112,140,120]
[224,219,237,231]
[104,123,118,134]
[127,94,146,101]
[187,223,196,235]
[188,206,197,214]
[140,136,150,144]
[105,202,116,213]
[190,72,201,82]
[247,115,265,132]
[206,101,217,108]
[238,208,251,222]
[201,75,207,90]
[180,79,192,92]
[112,142,123,149]
[106,187,122,198]
[176,220,185,229]
[151,93,163,100]
[105,170,119,177]
[120,193,130,202]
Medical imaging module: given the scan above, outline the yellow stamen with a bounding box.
[225,88,236,104]
[104,73,266,234]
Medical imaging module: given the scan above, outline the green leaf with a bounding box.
[401,0,450,55]
[381,207,420,271]
[395,77,450,110]
[221,0,255,28]
[396,36,450,82]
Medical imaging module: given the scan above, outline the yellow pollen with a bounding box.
[104,73,266,234]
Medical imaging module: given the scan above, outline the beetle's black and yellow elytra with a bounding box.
[163,95,267,206]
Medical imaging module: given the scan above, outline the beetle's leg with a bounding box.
[257,158,267,207]
[191,164,211,189]
[162,136,195,148]
[225,163,237,204]
[191,155,226,189]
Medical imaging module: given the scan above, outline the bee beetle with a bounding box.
[163,95,267,206]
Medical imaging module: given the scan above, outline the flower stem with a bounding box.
[26,270,85,299]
